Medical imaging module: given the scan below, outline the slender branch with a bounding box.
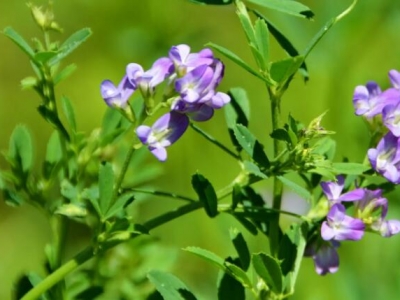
[268,87,284,257]
[129,188,196,202]
[190,123,240,160]
[111,146,136,202]
[218,203,305,220]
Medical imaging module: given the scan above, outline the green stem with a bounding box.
[21,201,202,300]
[21,183,235,300]
[21,247,94,300]
[128,188,196,202]
[48,215,68,299]
[190,123,240,160]
[111,145,136,203]
[268,88,284,256]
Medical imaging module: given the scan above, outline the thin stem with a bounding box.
[190,123,240,160]
[218,204,305,220]
[21,182,235,300]
[21,201,203,300]
[21,247,94,300]
[111,146,136,202]
[268,88,284,257]
[129,188,196,202]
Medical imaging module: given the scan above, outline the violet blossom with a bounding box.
[368,132,400,183]
[321,203,365,241]
[353,81,385,118]
[100,76,135,108]
[320,175,366,204]
[136,112,189,162]
[304,240,340,275]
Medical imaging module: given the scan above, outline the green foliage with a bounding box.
[3,27,35,59]
[207,42,274,85]
[246,0,314,19]
[8,125,34,175]
[230,229,251,270]
[252,252,283,294]
[278,176,312,201]
[148,270,197,300]
[184,247,252,288]
[191,173,218,217]
[49,28,92,66]
[233,124,270,168]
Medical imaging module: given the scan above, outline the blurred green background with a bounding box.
[1,0,400,299]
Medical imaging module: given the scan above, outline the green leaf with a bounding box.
[9,125,33,173]
[232,215,258,235]
[184,247,252,288]
[243,160,268,179]
[230,229,251,270]
[54,64,77,85]
[189,0,232,4]
[191,173,218,218]
[270,56,304,87]
[33,51,58,64]
[309,167,336,181]
[278,223,308,291]
[61,96,77,133]
[81,185,100,215]
[246,0,314,19]
[207,42,274,85]
[49,28,92,65]
[20,77,38,90]
[331,162,370,175]
[225,87,251,152]
[148,270,197,300]
[60,179,78,200]
[236,1,257,46]
[252,253,283,294]
[3,27,35,59]
[312,137,336,160]
[277,176,311,201]
[226,87,251,127]
[254,18,270,70]
[43,131,63,180]
[233,124,270,168]
[270,128,291,144]
[103,191,135,220]
[99,162,115,217]
[250,10,308,81]
[218,267,245,300]
[55,203,87,218]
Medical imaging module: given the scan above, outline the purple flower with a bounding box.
[169,44,214,75]
[382,101,400,136]
[175,61,230,108]
[374,219,400,237]
[353,82,384,117]
[136,112,189,161]
[354,189,386,218]
[320,176,366,204]
[127,58,174,97]
[175,65,214,103]
[171,99,214,122]
[389,69,400,89]
[305,240,340,275]
[368,132,400,183]
[321,203,365,241]
[100,76,135,108]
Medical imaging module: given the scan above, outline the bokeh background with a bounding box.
[1,0,400,299]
